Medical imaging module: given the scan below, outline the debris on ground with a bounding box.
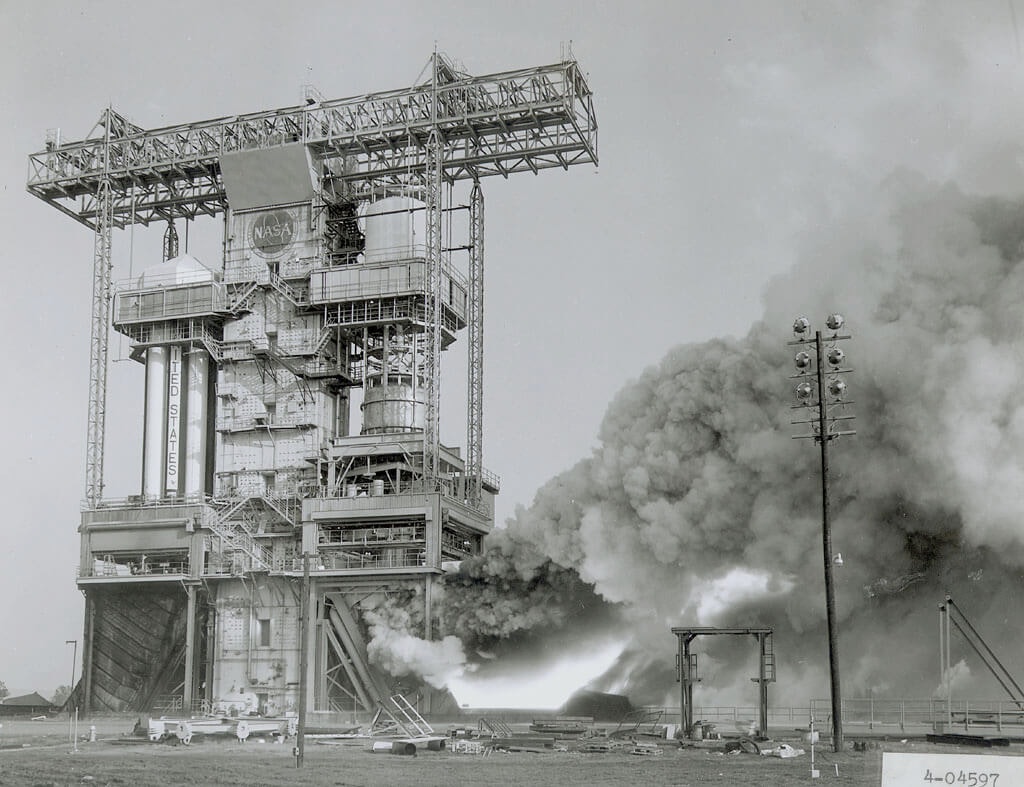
[720,737,804,757]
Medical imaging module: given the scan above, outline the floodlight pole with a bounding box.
[813,331,843,753]
[790,317,855,753]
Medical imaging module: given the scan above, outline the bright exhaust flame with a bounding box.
[448,640,625,709]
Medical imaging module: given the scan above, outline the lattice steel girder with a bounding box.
[423,126,443,484]
[466,181,484,506]
[85,177,113,507]
[26,58,598,229]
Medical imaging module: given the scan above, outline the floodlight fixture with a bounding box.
[828,379,847,399]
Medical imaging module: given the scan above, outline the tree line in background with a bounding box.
[0,680,72,706]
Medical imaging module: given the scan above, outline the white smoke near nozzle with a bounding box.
[441,171,1024,706]
[366,620,469,690]
[362,597,472,690]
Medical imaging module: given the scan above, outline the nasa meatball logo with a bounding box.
[250,209,297,257]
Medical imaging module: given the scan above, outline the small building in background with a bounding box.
[0,692,59,718]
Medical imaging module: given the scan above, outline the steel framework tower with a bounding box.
[28,53,597,716]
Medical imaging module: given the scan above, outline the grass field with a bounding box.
[1,718,1021,787]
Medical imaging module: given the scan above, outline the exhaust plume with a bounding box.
[443,172,1024,706]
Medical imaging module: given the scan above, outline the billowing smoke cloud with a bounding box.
[366,615,468,691]
[361,589,470,690]
[442,172,1024,706]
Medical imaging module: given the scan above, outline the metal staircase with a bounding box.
[227,281,259,314]
[263,490,300,528]
[208,498,272,570]
[267,271,308,308]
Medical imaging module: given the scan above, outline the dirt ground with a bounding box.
[1,718,1021,787]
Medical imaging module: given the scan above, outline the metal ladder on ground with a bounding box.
[390,694,434,737]
[478,717,513,737]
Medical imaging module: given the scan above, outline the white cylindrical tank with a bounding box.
[184,349,210,496]
[360,383,424,434]
[142,347,168,499]
[363,196,426,263]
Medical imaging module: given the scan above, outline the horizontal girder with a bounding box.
[26,57,598,229]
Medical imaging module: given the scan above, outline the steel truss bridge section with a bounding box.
[26,57,598,229]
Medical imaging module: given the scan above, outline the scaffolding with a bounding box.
[32,52,597,716]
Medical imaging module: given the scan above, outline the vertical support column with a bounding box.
[424,575,433,640]
[423,574,434,714]
[82,593,95,717]
[678,634,694,735]
[205,604,217,706]
[315,614,327,713]
[183,584,196,710]
[85,156,114,508]
[943,601,952,728]
[423,127,443,485]
[422,52,443,486]
[466,180,484,505]
[938,603,946,729]
[758,633,769,737]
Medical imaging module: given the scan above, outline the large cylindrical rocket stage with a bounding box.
[142,345,212,499]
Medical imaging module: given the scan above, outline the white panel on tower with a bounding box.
[185,349,209,496]
[165,346,183,494]
[143,347,168,499]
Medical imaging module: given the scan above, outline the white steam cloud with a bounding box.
[445,173,1024,706]
[371,5,1024,704]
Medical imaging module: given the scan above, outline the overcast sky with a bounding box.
[3,0,1024,697]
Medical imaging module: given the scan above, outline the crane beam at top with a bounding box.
[26,57,598,229]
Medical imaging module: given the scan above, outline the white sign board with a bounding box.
[882,752,1024,786]
[165,345,183,493]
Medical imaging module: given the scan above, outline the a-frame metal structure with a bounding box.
[672,626,776,739]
